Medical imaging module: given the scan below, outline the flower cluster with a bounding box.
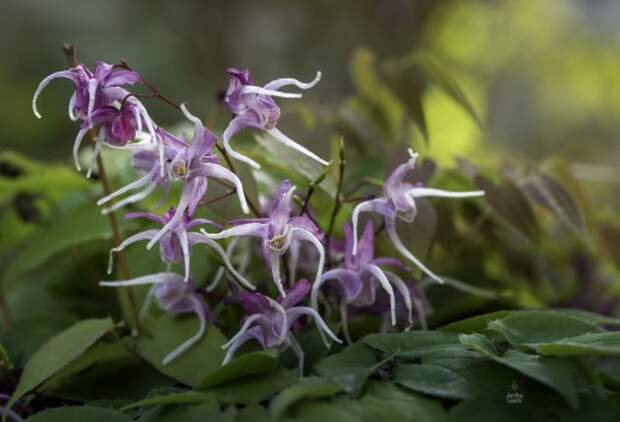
[34,61,485,372]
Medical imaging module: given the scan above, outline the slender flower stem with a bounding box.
[198,189,236,207]
[326,138,345,266]
[63,43,142,334]
[0,295,12,329]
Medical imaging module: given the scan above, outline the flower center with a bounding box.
[172,162,188,179]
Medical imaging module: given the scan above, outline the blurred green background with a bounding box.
[3,0,619,174]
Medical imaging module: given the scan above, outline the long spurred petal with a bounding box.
[291,227,325,295]
[263,71,322,91]
[351,198,391,255]
[287,306,342,344]
[32,70,74,119]
[384,271,413,328]
[200,223,265,240]
[96,167,157,206]
[222,314,266,349]
[241,85,302,98]
[409,187,485,199]
[270,251,287,298]
[203,163,250,214]
[162,296,206,365]
[364,264,396,326]
[222,116,261,169]
[188,233,256,291]
[72,127,90,172]
[107,229,158,274]
[385,218,444,284]
[265,128,329,166]
[100,272,179,287]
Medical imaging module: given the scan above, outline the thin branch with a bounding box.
[326,138,345,266]
[63,43,142,334]
[198,189,236,207]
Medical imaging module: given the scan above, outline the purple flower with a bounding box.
[222,279,341,373]
[312,221,421,341]
[202,180,324,298]
[100,272,211,365]
[352,149,485,284]
[107,207,255,290]
[33,61,157,174]
[97,103,249,222]
[221,68,329,170]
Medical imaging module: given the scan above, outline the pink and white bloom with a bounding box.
[202,180,324,298]
[222,68,329,170]
[352,149,485,284]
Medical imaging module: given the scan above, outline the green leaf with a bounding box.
[270,377,343,419]
[0,342,12,369]
[196,351,279,389]
[487,310,603,345]
[41,341,136,392]
[122,391,213,411]
[415,53,482,128]
[0,150,89,203]
[395,353,516,400]
[254,132,336,197]
[364,331,459,359]
[1,203,130,293]
[134,314,226,387]
[460,333,579,408]
[7,318,114,412]
[206,368,297,405]
[360,381,446,422]
[314,342,380,397]
[24,406,132,422]
[440,311,513,333]
[530,332,620,357]
[475,176,540,243]
[134,396,223,422]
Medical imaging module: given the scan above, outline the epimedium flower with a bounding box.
[221,68,329,170]
[108,207,255,290]
[352,149,485,284]
[222,279,341,374]
[33,61,158,174]
[202,180,324,298]
[97,103,249,223]
[100,272,212,365]
[144,104,250,250]
[311,221,420,342]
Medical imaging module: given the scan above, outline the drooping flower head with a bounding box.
[221,68,329,170]
[107,207,255,290]
[222,279,341,374]
[312,222,420,342]
[33,61,157,174]
[203,180,324,298]
[100,272,211,365]
[352,149,485,284]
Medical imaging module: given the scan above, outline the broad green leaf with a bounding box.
[270,377,343,419]
[134,314,226,387]
[41,341,136,392]
[522,171,591,246]
[206,368,297,405]
[236,404,271,422]
[24,406,132,422]
[314,342,379,397]
[122,391,213,411]
[1,202,131,293]
[529,332,620,357]
[460,333,579,408]
[415,53,482,128]
[287,395,363,421]
[7,318,114,412]
[475,176,540,243]
[363,331,459,359]
[360,381,446,422]
[440,311,513,333]
[395,353,516,400]
[0,151,89,203]
[196,351,279,389]
[487,310,603,345]
[134,396,223,422]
